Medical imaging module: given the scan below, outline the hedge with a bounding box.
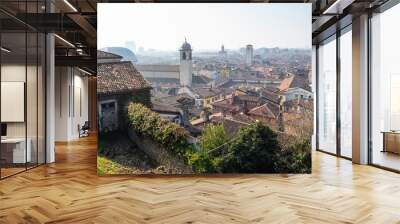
[127,103,191,157]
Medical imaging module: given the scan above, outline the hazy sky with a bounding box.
[98,3,311,51]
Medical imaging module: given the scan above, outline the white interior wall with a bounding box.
[55,67,89,141]
[55,66,70,141]
[71,72,89,138]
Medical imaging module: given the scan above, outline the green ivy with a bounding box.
[127,103,191,158]
[129,88,152,108]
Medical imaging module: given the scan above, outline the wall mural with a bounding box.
[97,3,313,174]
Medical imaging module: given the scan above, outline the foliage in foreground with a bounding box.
[127,103,192,157]
[126,103,311,174]
[189,123,311,174]
[187,152,218,173]
[97,156,135,175]
[219,123,281,173]
[274,138,312,173]
[200,124,228,153]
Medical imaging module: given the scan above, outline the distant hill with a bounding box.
[101,47,138,62]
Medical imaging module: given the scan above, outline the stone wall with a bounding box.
[127,129,193,174]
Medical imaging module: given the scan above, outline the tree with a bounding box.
[274,139,311,173]
[186,124,229,173]
[187,151,217,173]
[201,124,228,153]
[220,123,281,173]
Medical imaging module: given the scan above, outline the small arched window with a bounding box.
[182,52,186,60]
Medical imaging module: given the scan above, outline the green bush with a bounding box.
[274,139,311,173]
[220,123,281,173]
[127,103,191,157]
[187,151,217,173]
[200,124,228,153]
[126,104,311,174]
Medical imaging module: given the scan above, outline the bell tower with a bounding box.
[179,38,193,87]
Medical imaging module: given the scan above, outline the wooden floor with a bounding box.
[0,167,26,178]
[1,135,400,224]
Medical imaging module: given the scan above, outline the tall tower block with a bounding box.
[219,44,227,58]
[245,44,253,66]
[179,39,193,87]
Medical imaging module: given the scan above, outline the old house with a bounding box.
[278,73,310,93]
[211,96,241,116]
[97,51,151,133]
[247,103,280,129]
[192,87,224,108]
[283,87,313,101]
[151,102,183,125]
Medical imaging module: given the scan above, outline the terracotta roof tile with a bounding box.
[97,61,150,95]
[279,75,295,91]
[248,103,280,119]
[152,102,181,114]
[193,88,222,98]
[279,74,310,92]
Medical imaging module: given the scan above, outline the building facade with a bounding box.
[245,44,254,66]
[97,52,151,133]
[179,40,193,87]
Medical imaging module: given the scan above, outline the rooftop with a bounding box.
[159,93,194,107]
[279,74,310,92]
[97,50,123,60]
[248,103,280,119]
[193,75,213,85]
[97,61,150,95]
[193,88,223,98]
[152,102,181,114]
[260,89,281,104]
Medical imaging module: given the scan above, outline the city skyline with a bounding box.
[98,3,312,51]
[113,42,311,53]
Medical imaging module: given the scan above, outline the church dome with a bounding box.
[181,40,191,50]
